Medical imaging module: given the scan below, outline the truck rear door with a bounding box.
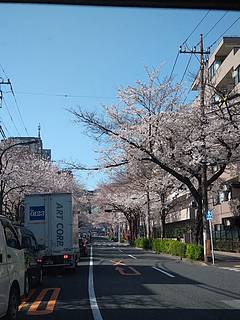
[50,193,72,255]
[24,194,49,253]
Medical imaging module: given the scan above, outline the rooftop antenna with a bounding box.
[38,123,41,139]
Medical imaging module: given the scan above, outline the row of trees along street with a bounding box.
[0,139,85,222]
[69,66,240,259]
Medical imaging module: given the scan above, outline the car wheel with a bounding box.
[24,273,30,296]
[6,287,19,320]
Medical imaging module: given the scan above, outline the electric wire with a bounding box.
[179,54,193,85]
[15,91,115,100]
[204,11,229,40]
[194,11,229,48]
[0,119,10,137]
[0,63,8,79]
[181,10,211,47]
[9,81,29,136]
[2,97,21,136]
[169,51,180,80]
[209,16,240,49]
[0,124,6,139]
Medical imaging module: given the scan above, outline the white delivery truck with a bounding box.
[24,193,79,269]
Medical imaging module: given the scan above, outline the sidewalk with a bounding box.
[214,250,240,258]
[208,250,240,269]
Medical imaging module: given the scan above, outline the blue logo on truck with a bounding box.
[29,206,45,220]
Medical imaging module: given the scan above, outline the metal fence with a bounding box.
[213,229,240,252]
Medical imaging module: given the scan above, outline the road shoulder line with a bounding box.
[89,246,103,320]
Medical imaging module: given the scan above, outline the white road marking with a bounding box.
[152,266,175,278]
[220,267,240,272]
[222,300,240,309]
[88,246,103,320]
[128,254,137,260]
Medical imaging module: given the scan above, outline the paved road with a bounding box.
[18,237,240,320]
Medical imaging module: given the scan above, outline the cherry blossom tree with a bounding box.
[0,140,84,221]
[69,68,240,244]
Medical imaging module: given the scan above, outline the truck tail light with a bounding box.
[64,254,71,260]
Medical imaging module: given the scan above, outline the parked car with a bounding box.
[14,225,43,294]
[0,215,25,320]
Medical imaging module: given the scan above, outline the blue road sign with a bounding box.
[206,210,213,221]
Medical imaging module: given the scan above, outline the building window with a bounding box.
[213,193,220,206]
[234,65,240,85]
[208,60,222,80]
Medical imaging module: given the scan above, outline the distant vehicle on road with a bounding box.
[24,193,80,270]
[14,225,43,293]
[0,215,25,320]
[79,237,88,257]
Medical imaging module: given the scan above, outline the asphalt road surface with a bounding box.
[18,237,240,320]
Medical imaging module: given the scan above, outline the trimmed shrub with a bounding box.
[134,237,152,249]
[169,240,187,258]
[185,244,204,260]
[135,237,203,261]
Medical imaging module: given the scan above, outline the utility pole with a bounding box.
[0,78,11,140]
[180,34,212,262]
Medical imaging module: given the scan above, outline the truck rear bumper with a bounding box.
[41,254,78,268]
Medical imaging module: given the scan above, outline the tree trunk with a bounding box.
[195,200,203,245]
[160,209,166,239]
[146,191,151,239]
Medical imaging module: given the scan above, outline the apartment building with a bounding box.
[206,37,240,241]
[165,37,240,245]
[2,136,51,160]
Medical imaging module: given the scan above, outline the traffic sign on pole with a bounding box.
[206,210,213,221]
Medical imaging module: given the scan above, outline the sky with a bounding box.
[0,4,239,189]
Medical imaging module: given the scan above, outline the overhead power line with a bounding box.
[179,54,193,85]
[2,97,21,136]
[0,118,11,137]
[0,64,8,79]
[194,11,229,48]
[15,91,115,100]
[169,51,180,80]
[0,125,6,139]
[9,81,29,136]
[209,16,240,49]
[204,11,228,40]
[181,10,211,46]
[171,10,210,82]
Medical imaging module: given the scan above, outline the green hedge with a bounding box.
[152,239,187,258]
[134,238,203,261]
[134,237,152,249]
[185,244,204,260]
